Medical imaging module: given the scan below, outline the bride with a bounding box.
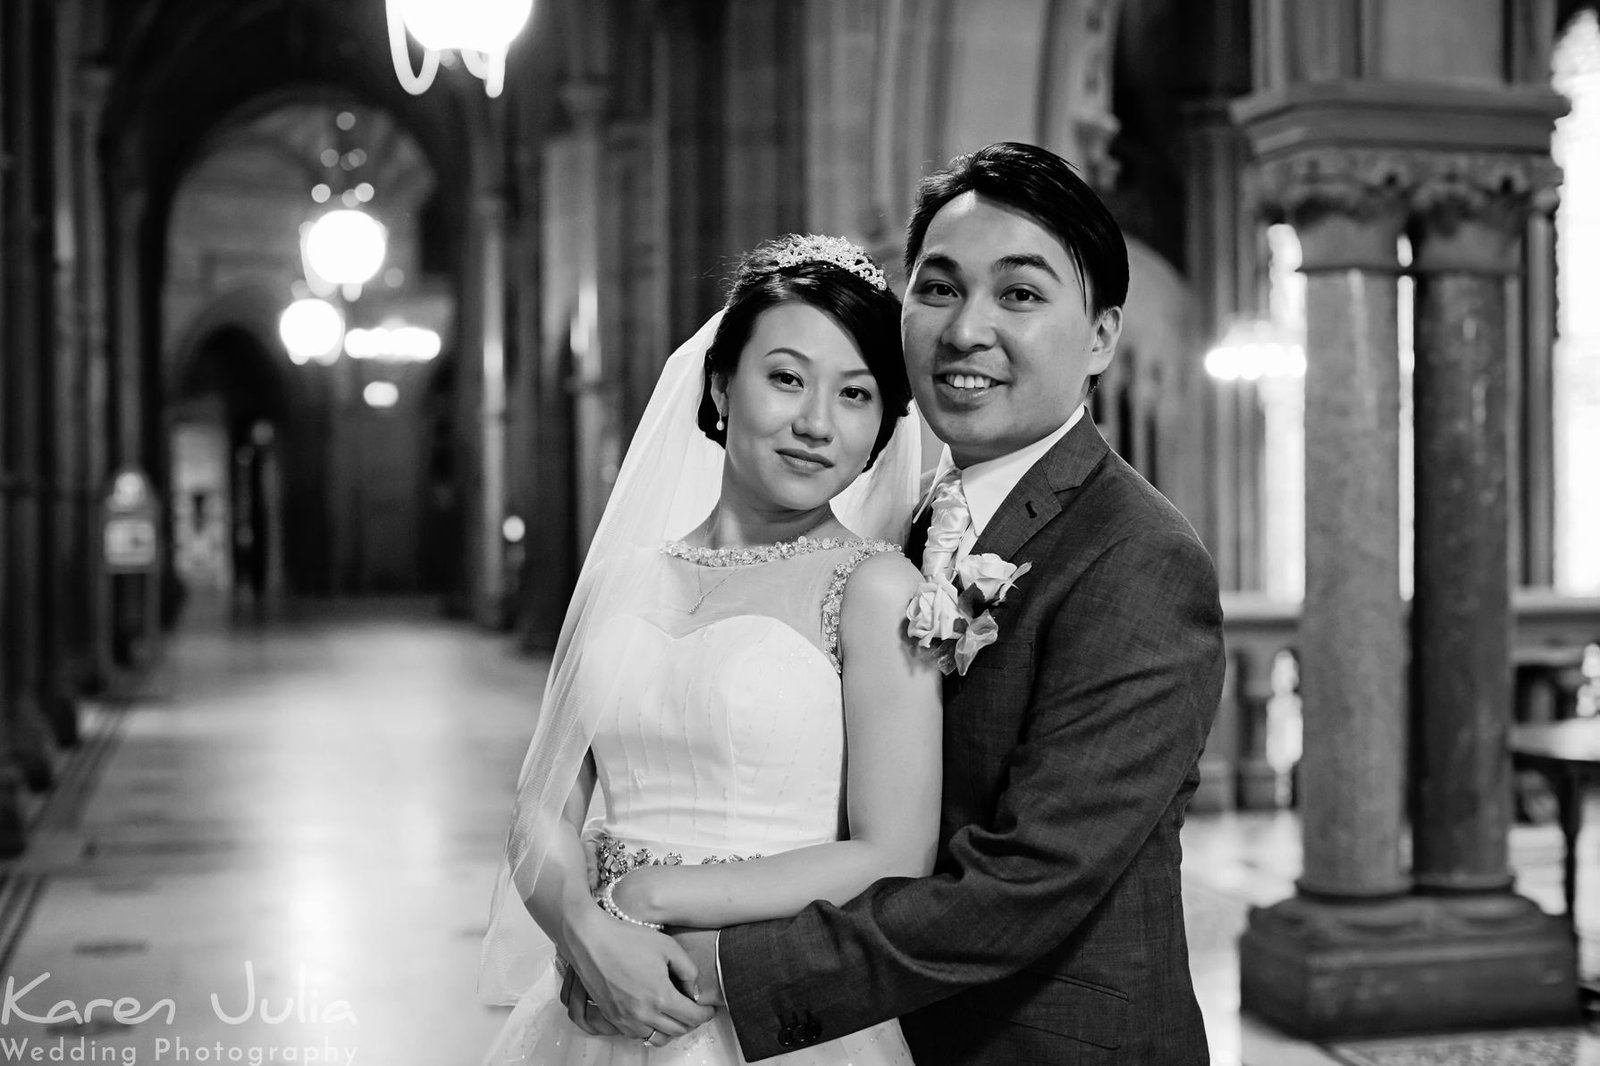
[479,234,942,1064]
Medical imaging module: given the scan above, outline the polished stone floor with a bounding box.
[0,598,1594,1066]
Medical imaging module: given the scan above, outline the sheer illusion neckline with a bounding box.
[661,535,870,568]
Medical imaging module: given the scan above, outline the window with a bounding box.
[1553,10,1600,593]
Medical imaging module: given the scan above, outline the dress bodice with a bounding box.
[580,537,899,862]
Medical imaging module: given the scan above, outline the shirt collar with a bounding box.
[928,405,1085,537]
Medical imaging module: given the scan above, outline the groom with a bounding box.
[679,142,1226,1064]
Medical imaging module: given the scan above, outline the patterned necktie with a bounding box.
[921,468,971,582]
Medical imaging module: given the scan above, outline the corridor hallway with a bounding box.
[0,599,525,1064]
[0,599,1593,1066]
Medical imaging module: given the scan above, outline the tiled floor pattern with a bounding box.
[1327,1029,1593,1066]
[0,597,1595,1066]
[1,599,528,1065]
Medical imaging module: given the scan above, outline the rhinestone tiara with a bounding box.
[769,234,888,291]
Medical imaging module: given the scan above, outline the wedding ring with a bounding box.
[642,1027,657,1047]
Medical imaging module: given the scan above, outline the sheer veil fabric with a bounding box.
[478,310,923,1003]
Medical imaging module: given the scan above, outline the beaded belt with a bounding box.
[591,831,761,888]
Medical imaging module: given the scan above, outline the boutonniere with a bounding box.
[905,553,1032,675]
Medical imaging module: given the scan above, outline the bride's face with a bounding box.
[712,302,884,514]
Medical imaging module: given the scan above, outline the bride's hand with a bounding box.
[559,966,621,1037]
[563,906,717,1043]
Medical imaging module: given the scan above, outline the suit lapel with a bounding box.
[971,416,1109,562]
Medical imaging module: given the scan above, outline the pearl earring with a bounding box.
[716,414,726,431]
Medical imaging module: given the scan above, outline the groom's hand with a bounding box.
[671,929,726,1006]
[565,908,717,1041]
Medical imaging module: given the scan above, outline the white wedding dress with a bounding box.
[483,535,917,1066]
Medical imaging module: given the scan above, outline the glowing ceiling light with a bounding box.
[1204,318,1307,382]
[302,209,387,290]
[387,0,533,98]
[344,326,442,362]
[279,298,345,366]
[363,381,401,409]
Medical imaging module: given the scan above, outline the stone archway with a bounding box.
[159,91,451,599]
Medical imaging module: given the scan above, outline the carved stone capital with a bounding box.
[1246,146,1563,271]
[1408,151,1562,241]
[1247,147,1412,228]
[1247,149,1410,270]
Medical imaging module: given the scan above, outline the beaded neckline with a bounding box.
[662,535,870,568]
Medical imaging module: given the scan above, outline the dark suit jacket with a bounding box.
[718,417,1225,1065]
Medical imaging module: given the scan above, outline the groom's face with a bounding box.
[903,192,1120,467]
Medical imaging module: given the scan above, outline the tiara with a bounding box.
[770,234,888,291]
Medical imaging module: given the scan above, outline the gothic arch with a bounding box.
[862,0,1126,266]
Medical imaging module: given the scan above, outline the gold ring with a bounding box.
[642,1028,656,1047]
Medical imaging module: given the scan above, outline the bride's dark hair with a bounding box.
[697,236,910,469]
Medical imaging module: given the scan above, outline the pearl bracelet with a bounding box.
[595,877,664,931]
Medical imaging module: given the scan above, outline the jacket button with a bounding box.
[777,1025,794,1048]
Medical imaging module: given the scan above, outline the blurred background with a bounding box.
[1,1,1598,1063]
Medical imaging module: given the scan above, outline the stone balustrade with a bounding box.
[1216,590,1600,811]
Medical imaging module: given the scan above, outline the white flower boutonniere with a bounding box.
[905,553,1032,675]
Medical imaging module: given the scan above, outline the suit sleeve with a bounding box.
[718,529,1224,1061]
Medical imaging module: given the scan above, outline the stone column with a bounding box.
[43,0,82,747]
[1235,143,1578,1040]
[74,63,114,692]
[654,0,725,346]
[3,0,55,799]
[102,183,159,667]
[1409,156,1559,890]
[558,80,614,560]
[1520,194,1558,586]
[1255,151,1413,901]
[509,126,555,652]
[1180,102,1256,810]
[475,188,509,628]
[111,190,146,476]
[0,0,28,856]
[722,0,804,254]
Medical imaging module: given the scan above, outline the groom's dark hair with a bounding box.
[904,142,1129,319]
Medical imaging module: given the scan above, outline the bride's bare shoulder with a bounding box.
[840,547,920,608]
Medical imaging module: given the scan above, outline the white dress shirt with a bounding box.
[927,404,1086,539]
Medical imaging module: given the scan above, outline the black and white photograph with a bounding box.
[0,2,1597,1064]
